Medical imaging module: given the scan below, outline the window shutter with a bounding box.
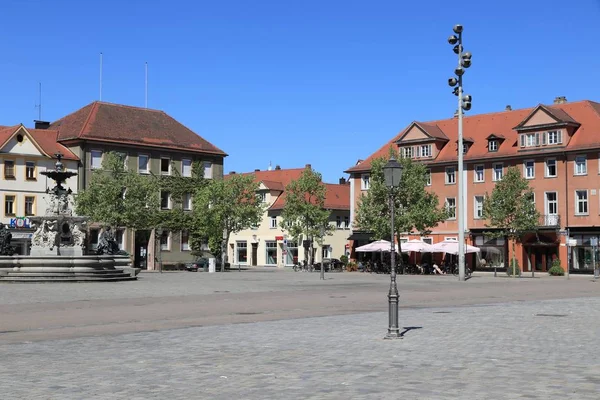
[535,133,540,146]
[558,130,563,144]
[520,134,525,147]
[542,132,547,145]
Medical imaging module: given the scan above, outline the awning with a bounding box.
[347,231,373,241]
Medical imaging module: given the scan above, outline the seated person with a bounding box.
[433,263,445,274]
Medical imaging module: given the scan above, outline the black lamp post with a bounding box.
[383,155,403,339]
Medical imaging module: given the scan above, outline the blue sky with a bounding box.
[2,0,599,183]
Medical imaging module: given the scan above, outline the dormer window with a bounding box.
[401,147,413,159]
[420,144,432,158]
[520,130,563,148]
[546,130,563,145]
[488,140,498,152]
[462,143,469,154]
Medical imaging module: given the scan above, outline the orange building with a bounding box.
[346,97,600,274]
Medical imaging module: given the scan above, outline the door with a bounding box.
[544,192,558,226]
[251,243,258,266]
[134,230,150,269]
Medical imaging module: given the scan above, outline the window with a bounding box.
[545,192,558,216]
[547,130,562,145]
[4,160,15,179]
[203,162,213,179]
[265,241,277,265]
[462,143,469,154]
[575,190,588,215]
[493,163,503,181]
[4,195,15,216]
[160,230,171,251]
[524,160,535,179]
[90,150,103,169]
[488,140,498,152]
[89,229,100,249]
[446,198,456,219]
[445,167,456,184]
[422,237,433,245]
[474,196,484,219]
[116,152,128,169]
[344,216,350,229]
[474,165,484,182]
[25,161,36,180]
[183,193,192,211]
[575,155,587,175]
[160,157,171,175]
[425,169,431,186]
[520,133,540,148]
[181,230,190,251]
[182,159,192,177]
[546,159,557,177]
[160,191,171,210]
[138,154,150,173]
[420,144,432,158]
[115,229,125,250]
[258,192,267,203]
[236,241,248,263]
[401,147,413,158]
[361,174,370,190]
[24,196,35,216]
[270,216,277,229]
[336,216,342,229]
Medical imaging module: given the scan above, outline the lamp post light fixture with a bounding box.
[448,24,473,282]
[383,155,403,339]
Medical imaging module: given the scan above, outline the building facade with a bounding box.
[45,101,227,269]
[0,124,79,254]
[227,165,351,267]
[346,98,600,274]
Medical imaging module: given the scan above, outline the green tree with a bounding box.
[192,174,264,272]
[279,167,333,276]
[482,166,540,277]
[75,152,160,231]
[354,150,447,259]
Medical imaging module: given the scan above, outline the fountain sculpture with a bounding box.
[0,154,137,282]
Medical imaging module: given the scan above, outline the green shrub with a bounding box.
[506,259,520,276]
[346,261,358,272]
[548,259,565,276]
[340,255,349,266]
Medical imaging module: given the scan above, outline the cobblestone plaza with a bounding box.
[1,270,599,399]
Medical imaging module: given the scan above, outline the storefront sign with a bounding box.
[9,217,31,229]
[275,236,284,241]
[11,232,32,239]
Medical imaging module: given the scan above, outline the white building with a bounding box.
[0,124,79,254]
[226,165,351,267]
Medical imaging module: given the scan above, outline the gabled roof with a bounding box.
[395,121,449,143]
[486,133,505,140]
[0,124,79,161]
[50,101,227,156]
[513,104,580,130]
[346,100,599,174]
[226,167,350,211]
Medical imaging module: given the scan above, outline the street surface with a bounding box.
[1,269,599,399]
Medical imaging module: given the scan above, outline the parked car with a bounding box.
[185,257,231,272]
[314,258,344,272]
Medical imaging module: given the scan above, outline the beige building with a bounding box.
[226,165,350,267]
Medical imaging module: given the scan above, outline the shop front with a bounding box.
[568,231,600,274]
[8,217,34,255]
[471,232,507,271]
[522,233,560,273]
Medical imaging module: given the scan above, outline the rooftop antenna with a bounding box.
[145,62,148,108]
[99,52,103,101]
[34,82,42,120]
[268,161,273,171]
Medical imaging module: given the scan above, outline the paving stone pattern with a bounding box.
[2,296,599,399]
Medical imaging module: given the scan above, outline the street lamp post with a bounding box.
[320,225,326,281]
[447,24,473,282]
[383,156,403,339]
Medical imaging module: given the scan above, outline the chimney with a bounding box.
[34,120,50,130]
[275,165,281,170]
[254,169,260,172]
[230,171,236,175]
[305,164,312,169]
[339,177,346,185]
[554,96,567,104]
[505,105,512,111]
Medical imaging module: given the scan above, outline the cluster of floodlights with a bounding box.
[447,24,472,111]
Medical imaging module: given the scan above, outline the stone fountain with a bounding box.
[0,154,137,282]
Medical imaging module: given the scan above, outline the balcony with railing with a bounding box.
[539,214,560,228]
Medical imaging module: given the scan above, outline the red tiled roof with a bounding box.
[0,125,79,161]
[226,167,350,211]
[50,101,227,156]
[346,100,600,173]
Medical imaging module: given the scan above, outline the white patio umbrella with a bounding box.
[430,238,480,255]
[401,239,433,253]
[355,240,396,253]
